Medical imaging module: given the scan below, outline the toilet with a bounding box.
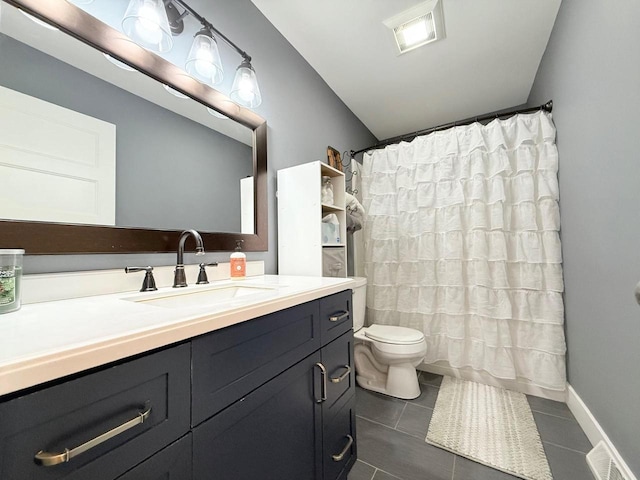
[351,277,427,400]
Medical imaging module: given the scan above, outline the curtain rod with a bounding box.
[349,100,553,158]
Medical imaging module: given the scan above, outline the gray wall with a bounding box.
[527,0,640,474]
[6,0,376,273]
[0,34,253,234]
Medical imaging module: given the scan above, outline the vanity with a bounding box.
[0,1,358,477]
[0,275,357,479]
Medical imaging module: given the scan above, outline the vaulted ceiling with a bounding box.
[251,0,561,140]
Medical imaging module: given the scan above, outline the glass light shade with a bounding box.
[207,107,227,119]
[103,53,136,71]
[185,31,223,86]
[164,84,189,99]
[20,10,59,30]
[230,63,262,108]
[122,0,172,53]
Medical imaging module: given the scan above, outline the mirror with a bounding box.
[0,0,267,253]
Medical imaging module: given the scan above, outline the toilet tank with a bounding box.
[351,277,367,331]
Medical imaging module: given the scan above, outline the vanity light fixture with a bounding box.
[118,0,262,108]
[383,0,446,54]
[122,0,173,53]
[230,59,262,109]
[185,27,224,86]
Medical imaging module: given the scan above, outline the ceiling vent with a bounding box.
[383,0,445,54]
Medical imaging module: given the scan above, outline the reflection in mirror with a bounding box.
[0,3,255,234]
[0,0,266,253]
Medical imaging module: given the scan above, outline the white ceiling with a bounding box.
[251,0,561,140]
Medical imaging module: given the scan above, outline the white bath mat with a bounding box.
[426,377,553,480]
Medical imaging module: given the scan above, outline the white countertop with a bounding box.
[0,275,355,397]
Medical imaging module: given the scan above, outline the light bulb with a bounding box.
[135,1,162,44]
[230,61,261,108]
[186,30,223,86]
[122,0,172,52]
[193,43,214,77]
[237,72,255,103]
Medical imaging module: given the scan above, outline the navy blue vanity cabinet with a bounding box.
[192,352,324,479]
[320,289,353,344]
[323,393,357,480]
[191,300,321,426]
[192,290,357,480]
[0,344,191,480]
[0,289,356,480]
[115,434,192,480]
[320,331,357,479]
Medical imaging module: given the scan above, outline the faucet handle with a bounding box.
[197,262,219,285]
[125,266,157,292]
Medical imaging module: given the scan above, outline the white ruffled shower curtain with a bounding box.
[360,111,566,392]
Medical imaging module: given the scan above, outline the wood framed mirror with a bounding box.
[0,0,267,253]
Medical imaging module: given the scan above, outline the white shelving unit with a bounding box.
[277,161,347,277]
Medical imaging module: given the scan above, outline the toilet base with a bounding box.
[354,344,422,400]
[356,365,421,400]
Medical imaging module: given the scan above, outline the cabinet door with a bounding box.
[192,300,320,426]
[193,352,323,480]
[0,344,190,480]
[116,434,191,480]
[322,331,355,415]
[319,290,352,344]
[323,394,357,480]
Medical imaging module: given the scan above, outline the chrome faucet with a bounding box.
[173,229,205,288]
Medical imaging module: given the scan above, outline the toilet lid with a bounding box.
[364,325,424,345]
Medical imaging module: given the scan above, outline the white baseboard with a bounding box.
[566,384,637,480]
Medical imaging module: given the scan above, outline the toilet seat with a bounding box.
[364,325,424,345]
[371,339,427,357]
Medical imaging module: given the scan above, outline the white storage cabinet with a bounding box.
[277,161,347,277]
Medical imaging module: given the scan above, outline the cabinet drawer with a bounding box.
[323,393,356,480]
[116,434,191,480]
[322,331,355,415]
[0,344,190,480]
[192,300,321,425]
[193,353,323,480]
[319,290,353,344]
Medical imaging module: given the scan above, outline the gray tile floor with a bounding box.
[348,372,595,480]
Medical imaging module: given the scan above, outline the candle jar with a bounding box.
[0,249,24,314]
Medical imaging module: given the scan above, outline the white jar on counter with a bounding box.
[0,249,24,314]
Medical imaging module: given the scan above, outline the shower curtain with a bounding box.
[361,111,566,392]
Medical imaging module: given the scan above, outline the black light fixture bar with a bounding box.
[171,0,252,63]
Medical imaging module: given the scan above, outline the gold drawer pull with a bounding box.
[330,365,351,383]
[332,434,354,462]
[35,404,152,467]
[315,363,327,403]
[329,311,349,322]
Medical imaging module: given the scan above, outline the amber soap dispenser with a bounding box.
[230,240,246,280]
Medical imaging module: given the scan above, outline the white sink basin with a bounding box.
[124,283,280,309]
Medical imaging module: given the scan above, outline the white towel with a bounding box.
[345,192,365,233]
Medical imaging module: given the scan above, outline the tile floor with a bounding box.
[348,372,595,480]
